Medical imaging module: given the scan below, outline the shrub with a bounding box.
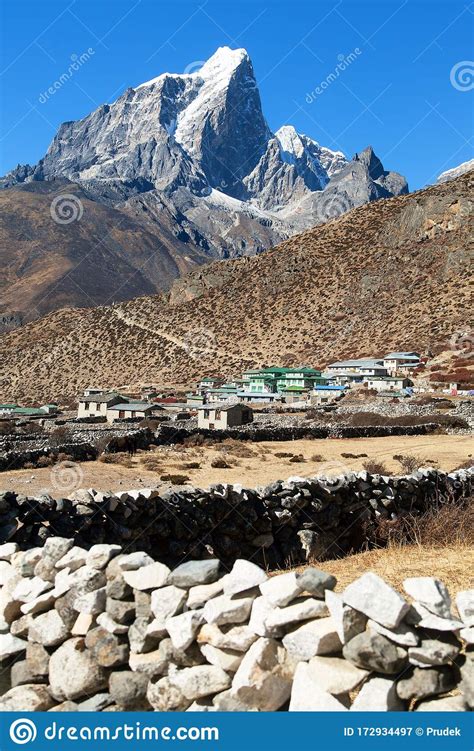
[341,452,368,459]
[160,474,190,484]
[274,451,294,458]
[36,455,53,468]
[49,426,69,447]
[180,462,201,469]
[362,459,389,474]
[310,454,325,462]
[289,454,306,463]
[393,454,424,473]
[210,457,231,469]
[99,452,133,468]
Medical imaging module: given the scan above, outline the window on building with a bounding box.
[84,402,89,410]
[204,410,210,418]
[215,409,221,419]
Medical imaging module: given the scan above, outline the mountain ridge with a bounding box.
[0,170,470,403]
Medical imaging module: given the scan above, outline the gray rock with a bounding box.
[457,590,474,626]
[0,684,53,711]
[26,642,50,676]
[343,572,409,629]
[171,665,231,701]
[343,632,407,674]
[351,676,404,711]
[118,552,154,571]
[20,590,55,615]
[187,578,225,610]
[416,695,466,711]
[129,640,173,678]
[88,629,129,668]
[151,585,187,620]
[282,617,342,661]
[259,572,303,607]
[460,655,474,708]
[397,666,456,701]
[147,676,188,711]
[169,559,220,588]
[74,588,106,615]
[55,546,87,572]
[109,670,149,709]
[289,662,348,711]
[295,568,337,598]
[203,594,254,626]
[325,590,367,644]
[43,537,74,564]
[106,576,132,601]
[264,597,328,634]
[10,659,45,687]
[77,693,114,711]
[197,623,258,652]
[0,542,19,561]
[224,559,267,596]
[86,544,121,570]
[122,562,170,591]
[106,598,135,624]
[408,638,460,667]
[129,617,157,654]
[231,637,295,711]
[200,643,243,673]
[368,619,419,647]
[166,610,205,651]
[403,577,452,618]
[48,637,108,701]
[306,655,369,694]
[29,609,70,647]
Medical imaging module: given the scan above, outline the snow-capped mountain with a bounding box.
[2,46,407,258]
[437,158,474,184]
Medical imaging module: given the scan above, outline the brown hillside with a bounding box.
[0,180,209,321]
[0,172,472,403]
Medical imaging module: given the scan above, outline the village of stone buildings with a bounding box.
[0,347,472,492]
[1,350,470,428]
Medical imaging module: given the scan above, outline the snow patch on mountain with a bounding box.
[437,158,474,183]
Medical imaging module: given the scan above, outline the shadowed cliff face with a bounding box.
[0,171,470,403]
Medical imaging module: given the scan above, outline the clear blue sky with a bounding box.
[0,0,472,189]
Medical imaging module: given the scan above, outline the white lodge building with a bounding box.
[197,403,253,430]
[77,393,122,419]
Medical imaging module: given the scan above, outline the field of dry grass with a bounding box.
[288,545,474,598]
[1,434,472,497]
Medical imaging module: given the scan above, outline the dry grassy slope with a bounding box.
[0,172,472,402]
[0,180,209,320]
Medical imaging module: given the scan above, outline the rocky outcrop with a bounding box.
[0,468,471,567]
[0,544,471,711]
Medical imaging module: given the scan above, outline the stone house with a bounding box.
[364,376,411,392]
[383,352,420,375]
[327,359,388,376]
[77,393,123,419]
[197,402,253,430]
[106,402,164,423]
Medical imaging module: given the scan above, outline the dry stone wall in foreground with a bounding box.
[0,540,472,712]
[0,468,472,568]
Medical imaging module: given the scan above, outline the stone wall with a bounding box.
[0,542,471,711]
[157,422,441,445]
[0,442,98,472]
[0,468,472,569]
